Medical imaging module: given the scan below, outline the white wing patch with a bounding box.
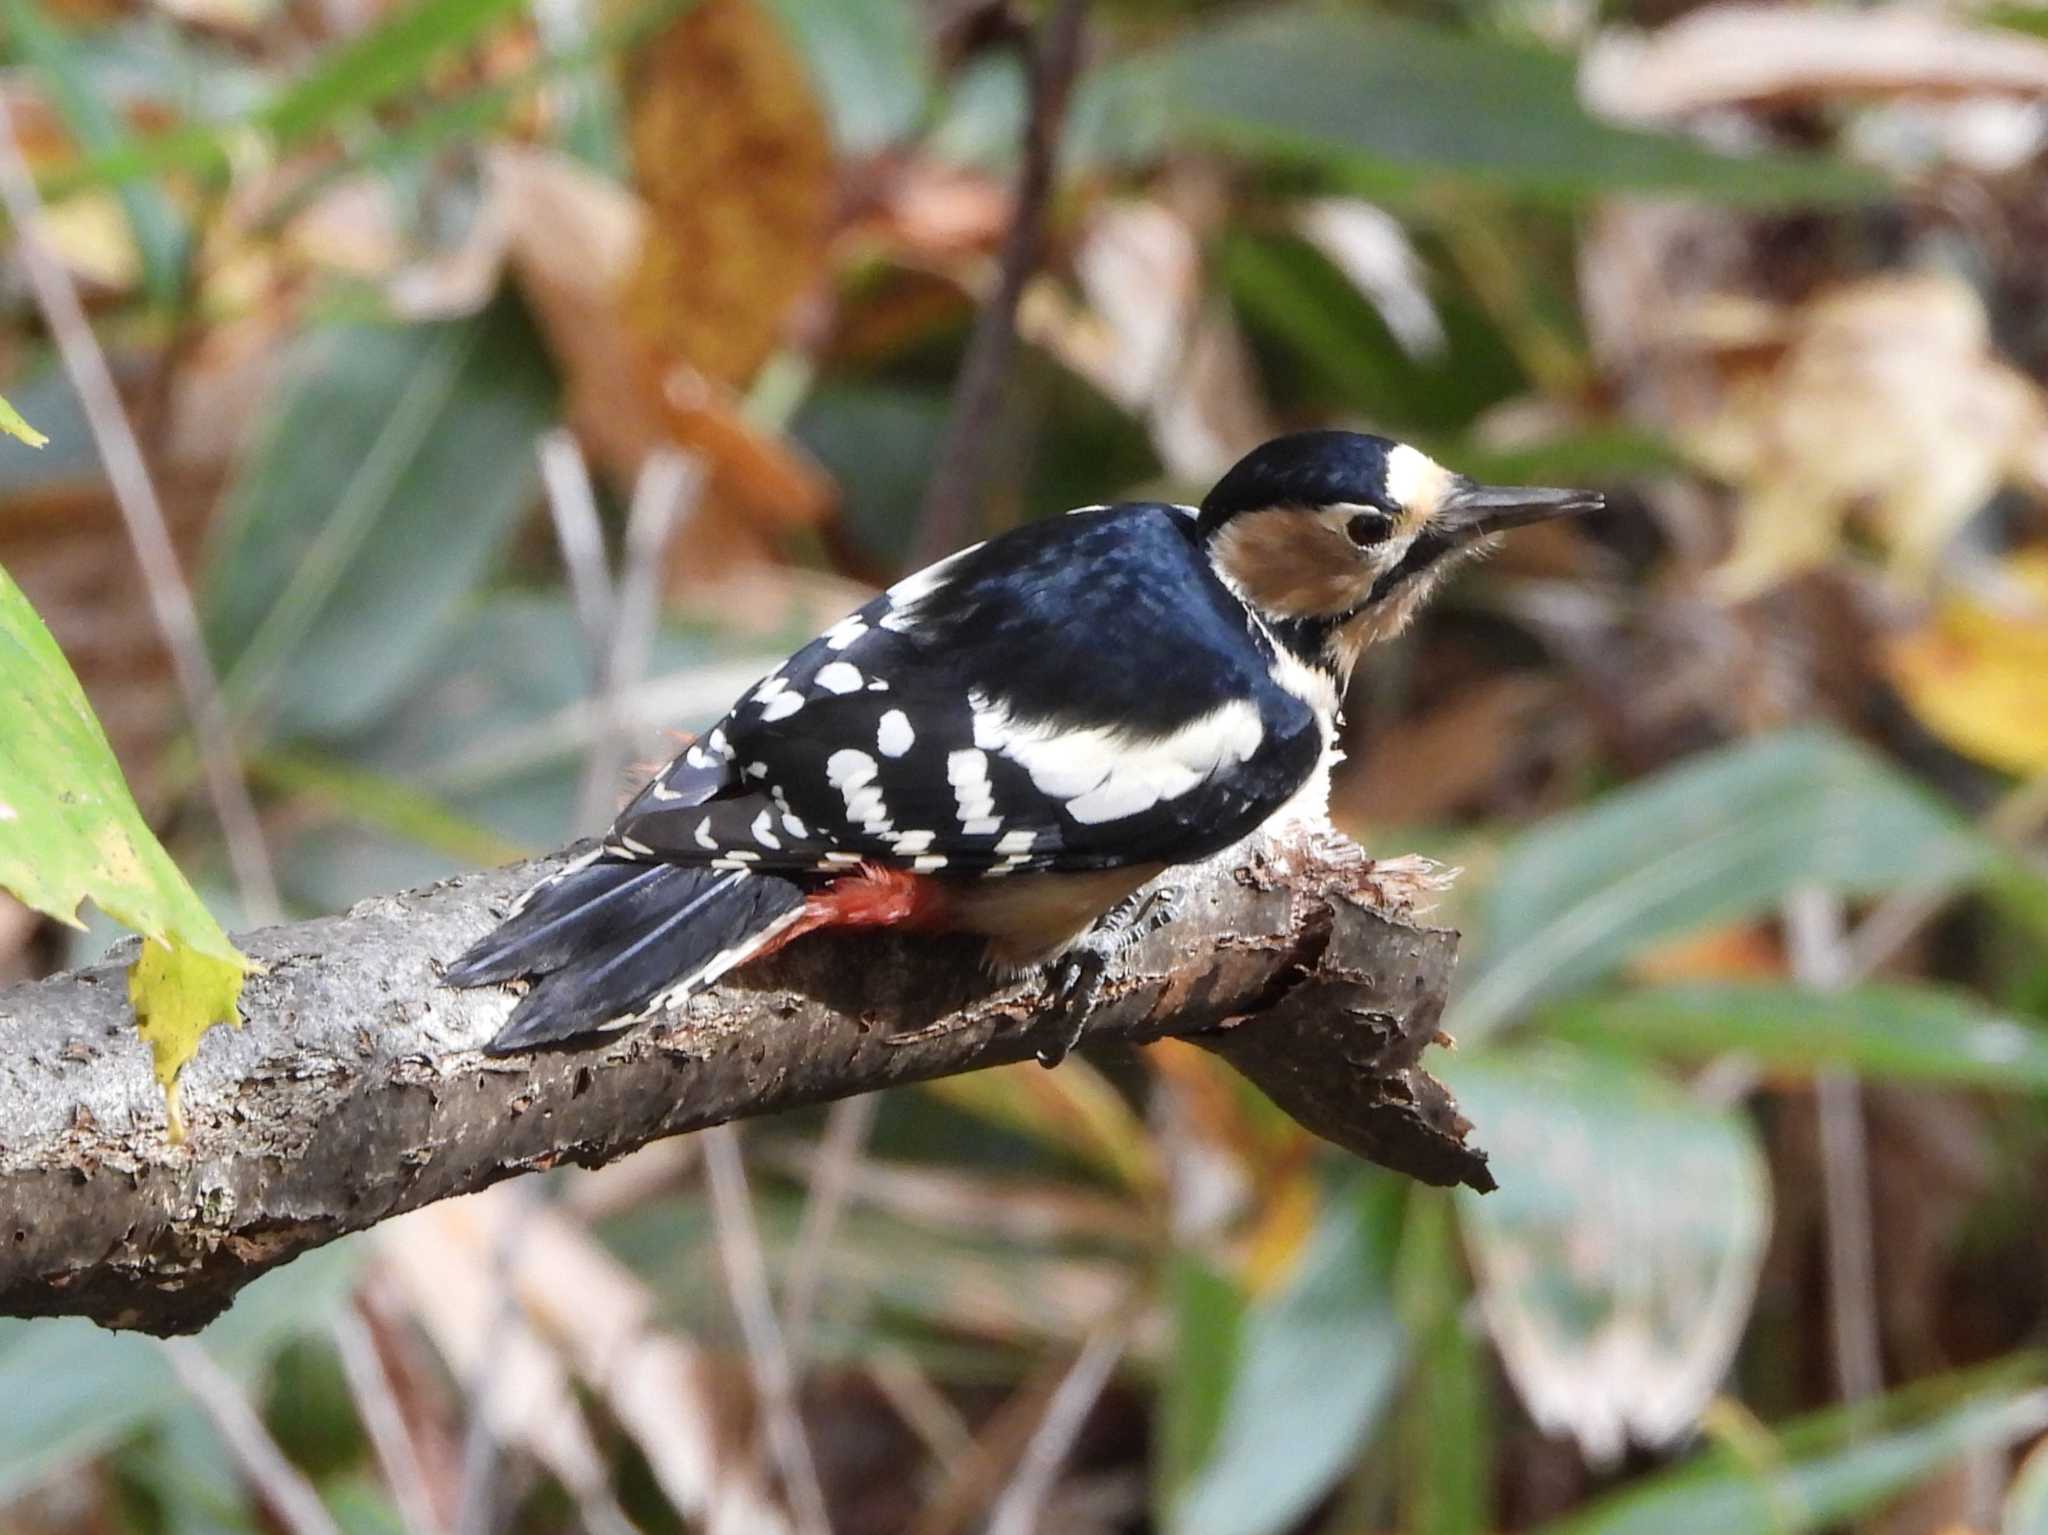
[970,691,1266,827]
[827,748,893,836]
[947,748,1002,836]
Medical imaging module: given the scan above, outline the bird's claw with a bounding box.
[1034,883,1185,1068]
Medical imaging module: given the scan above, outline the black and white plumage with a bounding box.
[447,431,1601,1053]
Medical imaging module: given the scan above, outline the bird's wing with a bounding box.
[612,505,1326,877]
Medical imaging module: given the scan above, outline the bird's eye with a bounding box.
[1345,511,1393,548]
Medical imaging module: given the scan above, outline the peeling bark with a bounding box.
[0,828,1489,1336]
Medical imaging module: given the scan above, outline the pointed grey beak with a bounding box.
[1436,478,1605,539]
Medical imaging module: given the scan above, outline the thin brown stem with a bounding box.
[913,0,1088,566]
[1784,887,1882,1403]
[704,1125,835,1535]
[576,450,699,830]
[332,1307,447,1535]
[161,1338,345,1535]
[781,1094,877,1359]
[982,1305,1134,1535]
[0,97,280,921]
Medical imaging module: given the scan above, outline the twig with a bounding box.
[0,96,280,921]
[452,1184,544,1535]
[704,1125,835,1535]
[982,1306,1134,1535]
[781,1094,877,1358]
[870,1346,975,1468]
[537,428,617,665]
[161,1337,345,1535]
[333,1306,448,1535]
[1784,886,1882,1402]
[576,450,700,830]
[913,0,1089,566]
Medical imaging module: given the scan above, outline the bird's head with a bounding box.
[1198,430,1602,682]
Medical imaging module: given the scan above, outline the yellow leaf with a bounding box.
[129,937,250,1144]
[0,392,46,448]
[1886,549,2048,775]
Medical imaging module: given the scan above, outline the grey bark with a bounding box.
[0,827,1490,1336]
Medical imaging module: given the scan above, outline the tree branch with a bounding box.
[0,827,1491,1336]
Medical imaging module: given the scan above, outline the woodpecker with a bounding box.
[446,430,1601,1058]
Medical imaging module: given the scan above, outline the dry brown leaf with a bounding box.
[1887,548,2048,775]
[623,0,833,392]
[487,144,833,578]
[1585,5,2048,122]
[1684,273,2048,596]
[381,1188,793,1534]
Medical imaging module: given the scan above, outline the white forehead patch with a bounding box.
[1384,442,1451,520]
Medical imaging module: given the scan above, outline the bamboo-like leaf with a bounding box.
[1161,7,1884,206]
[1454,728,2000,1041]
[1544,982,2048,1087]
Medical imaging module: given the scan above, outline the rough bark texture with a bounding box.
[0,828,1489,1336]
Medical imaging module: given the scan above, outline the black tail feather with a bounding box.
[445,857,806,1053]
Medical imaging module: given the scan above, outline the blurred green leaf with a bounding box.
[1156,1253,1245,1518]
[1536,1368,2048,1535]
[0,1240,362,1501]
[1171,1181,1404,1535]
[763,0,929,155]
[2011,1435,2048,1534]
[0,393,47,449]
[1398,1192,1493,1535]
[205,292,558,741]
[0,1321,169,1502]
[118,1409,261,1535]
[2,0,189,307]
[1548,982,2048,1087]
[1160,7,1884,206]
[1454,727,1997,1040]
[39,0,540,195]
[1447,1047,1770,1466]
[1221,230,1523,434]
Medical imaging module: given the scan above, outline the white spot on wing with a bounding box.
[877,709,915,757]
[825,616,867,650]
[947,748,997,834]
[827,748,893,836]
[892,829,935,854]
[913,854,949,872]
[782,812,808,838]
[995,829,1036,854]
[751,809,781,849]
[816,661,864,694]
[969,690,1267,826]
[760,689,804,722]
[695,819,718,850]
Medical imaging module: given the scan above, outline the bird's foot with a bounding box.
[1035,884,1184,1068]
